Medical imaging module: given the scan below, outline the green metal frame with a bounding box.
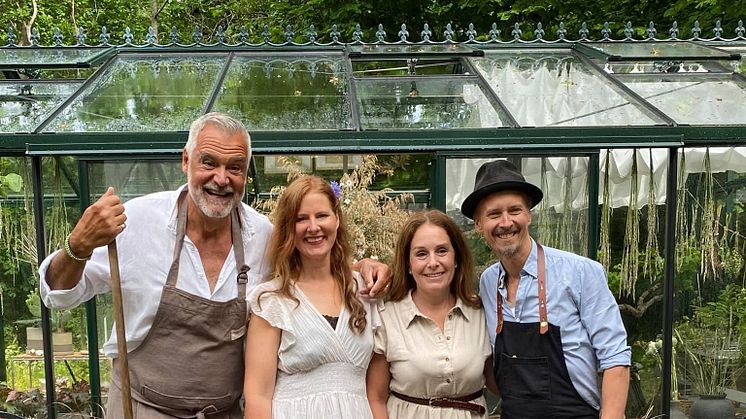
[3,25,746,419]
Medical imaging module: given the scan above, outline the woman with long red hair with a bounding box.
[244,175,378,419]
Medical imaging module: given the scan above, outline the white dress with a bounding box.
[248,274,379,419]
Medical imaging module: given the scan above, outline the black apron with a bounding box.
[494,244,599,419]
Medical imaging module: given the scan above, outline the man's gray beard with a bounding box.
[188,181,242,219]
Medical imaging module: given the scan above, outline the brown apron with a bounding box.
[107,190,248,419]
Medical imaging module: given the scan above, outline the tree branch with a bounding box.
[154,0,171,20]
[619,281,663,318]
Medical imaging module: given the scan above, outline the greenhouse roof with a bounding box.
[1,22,745,154]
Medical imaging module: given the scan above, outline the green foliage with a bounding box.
[0,173,22,197]
[1,0,744,45]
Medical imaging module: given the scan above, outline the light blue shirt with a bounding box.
[479,240,631,410]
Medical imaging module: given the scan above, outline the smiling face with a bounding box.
[474,190,533,262]
[182,124,248,219]
[408,223,456,297]
[294,191,340,264]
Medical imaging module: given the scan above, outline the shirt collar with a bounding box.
[496,239,538,289]
[166,184,256,243]
[402,289,471,328]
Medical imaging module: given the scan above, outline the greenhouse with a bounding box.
[1,19,746,418]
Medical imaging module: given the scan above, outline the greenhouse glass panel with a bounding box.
[603,61,729,74]
[472,52,664,126]
[0,47,112,68]
[356,78,508,129]
[352,59,465,77]
[0,81,82,132]
[211,54,351,130]
[622,76,746,124]
[672,146,746,409]
[586,41,736,60]
[45,54,226,132]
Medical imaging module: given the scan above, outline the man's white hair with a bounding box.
[185,112,251,164]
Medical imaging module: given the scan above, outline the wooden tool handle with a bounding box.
[108,241,134,419]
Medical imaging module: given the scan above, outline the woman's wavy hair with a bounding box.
[388,209,481,308]
[265,175,366,334]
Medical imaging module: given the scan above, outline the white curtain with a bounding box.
[445,147,746,212]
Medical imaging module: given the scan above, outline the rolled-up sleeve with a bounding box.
[39,247,111,310]
[579,261,631,371]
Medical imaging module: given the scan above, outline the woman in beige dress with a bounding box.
[367,209,497,419]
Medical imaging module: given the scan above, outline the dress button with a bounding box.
[448,314,453,320]
[446,378,452,383]
[446,336,451,340]
[445,357,450,362]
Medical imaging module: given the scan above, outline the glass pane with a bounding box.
[587,41,733,59]
[46,54,226,132]
[623,76,746,124]
[357,78,508,128]
[603,61,729,74]
[212,54,351,130]
[352,59,464,76]
[672,147,746,415]
[473,52,664,126]
[0,47,111,67]
[0,81,82,132]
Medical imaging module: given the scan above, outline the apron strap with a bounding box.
[230,208,248,302]
[496,243,548,335]
[537,244,548,334]
[166,189,190,287]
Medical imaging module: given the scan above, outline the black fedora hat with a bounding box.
[460,160,543,219]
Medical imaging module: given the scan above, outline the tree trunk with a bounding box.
[151,0,159,39]
[21,0,39,45]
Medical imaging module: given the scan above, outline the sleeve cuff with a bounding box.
[598,348,632,371]
[39,249,88,309]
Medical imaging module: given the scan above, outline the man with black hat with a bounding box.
[461,160,630,419]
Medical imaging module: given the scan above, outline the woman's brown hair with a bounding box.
[388,209,481,308]
[265,175,367,334]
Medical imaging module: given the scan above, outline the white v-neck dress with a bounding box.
[248,274,379,419]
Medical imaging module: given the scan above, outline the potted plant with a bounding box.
[675,319,741,419]
[24,291,74,354]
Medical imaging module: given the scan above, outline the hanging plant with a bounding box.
[620,149,640,298]
[599,149,612,271]
[643,148,660,280]
[699,148,719,282]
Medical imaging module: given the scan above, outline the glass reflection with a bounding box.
[587,41,732,59]
[0,47,110,66]
[472,53,664,126]
[46,54,225,132]
[623,77,746,124]
[357,78,506,129]
[212,55,351,130]
[0,81,81,132]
